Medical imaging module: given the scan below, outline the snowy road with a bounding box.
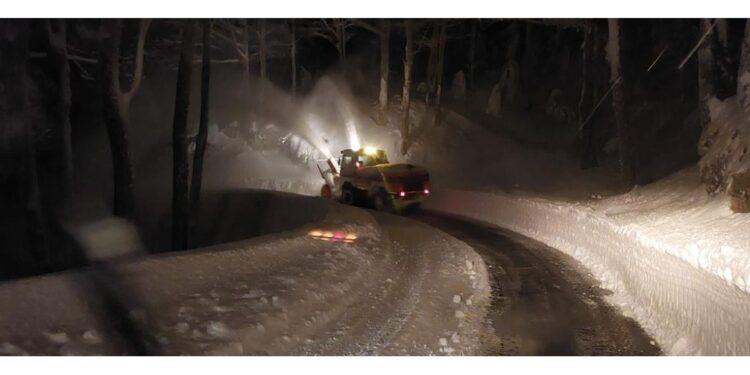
[412,211,662,355]
[0,190,663,356]
[0,197,490,356]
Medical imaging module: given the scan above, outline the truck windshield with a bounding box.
[359,153,388,166]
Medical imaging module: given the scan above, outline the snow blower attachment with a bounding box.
[318,147,430,213]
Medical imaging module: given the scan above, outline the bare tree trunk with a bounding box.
[400,20,414,156]
[291,20,297,97]
[698,19,716,127]
[606,18,634,184]
[97,19,151,219]
[122,19,151,108]
[468,20,477,91]
[45,19,73,199]
[578,27,589,129]
[377,19,390,126]
[190,20,211,219]
[341,24,347,63]
[425,24,439,106]
[172,21,196,252]
[242,20,251,88]
[434,20,447,127]
[579,25,598,169]
[521,22,536,106]
[506,21,520,62]
[257,19,267,107]
[99,19,135,219]
[738,20,750,112]
[334,21,346,64]
[259,19,267,82]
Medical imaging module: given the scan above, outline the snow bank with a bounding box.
[0,194,490,355]
[425,168,750,355]
[190,189,330,248]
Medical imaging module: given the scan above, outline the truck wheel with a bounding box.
[320,184,332,200]
[373,189,394,213]
[342,185,355,205]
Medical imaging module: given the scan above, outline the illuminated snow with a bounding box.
[427,167,750,355]
[0,195,490,355]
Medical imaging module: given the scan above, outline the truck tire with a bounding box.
[321,184,332,200]
[341,185,355,205]
[373,189,395,213]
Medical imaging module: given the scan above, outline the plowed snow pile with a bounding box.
[0,197,490,355]
[426,167,750,355]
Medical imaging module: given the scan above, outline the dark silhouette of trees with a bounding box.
[44,19,73,199]
[0,20,50,276]
[172,21,196,251]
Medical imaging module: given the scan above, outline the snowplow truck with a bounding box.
[318,147,430,213]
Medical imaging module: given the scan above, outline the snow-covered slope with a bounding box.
[0,194,490,355]
[425,167,750,355]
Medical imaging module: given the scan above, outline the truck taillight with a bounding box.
[424,189,430,195]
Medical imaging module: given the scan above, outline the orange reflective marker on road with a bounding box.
[308,229,358,244]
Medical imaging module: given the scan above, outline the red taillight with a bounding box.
[399,191,406,198]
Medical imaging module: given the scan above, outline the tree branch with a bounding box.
[123,19,152,105]
[352,19,382,35]
[213,20,248,61]
[45,19,66,51]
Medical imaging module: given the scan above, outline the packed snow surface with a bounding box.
[0,195,490,355]
[426,167,750,355]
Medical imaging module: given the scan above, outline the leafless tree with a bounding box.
[400,20,415,155]
[212,20,251,85]
[254,19,269,105]
[256,19,268,82]
[606,19,634,184]
[467,20,477,91]
[0,20,50,271]
[291,19,297,97]
[44,19,73,199]
[172,21,196,251]
[578,22,600,169]
[422,23,440,106]
[698,19,716,128]
[98,19,152,219]
[190,20,212,219]
[738,20,750,112]
[353,19,391,125]
[433,20,448,127]
[310,19,354,64]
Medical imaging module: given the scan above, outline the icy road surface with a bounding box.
[0,203,490,356]
[413,211,661,355]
